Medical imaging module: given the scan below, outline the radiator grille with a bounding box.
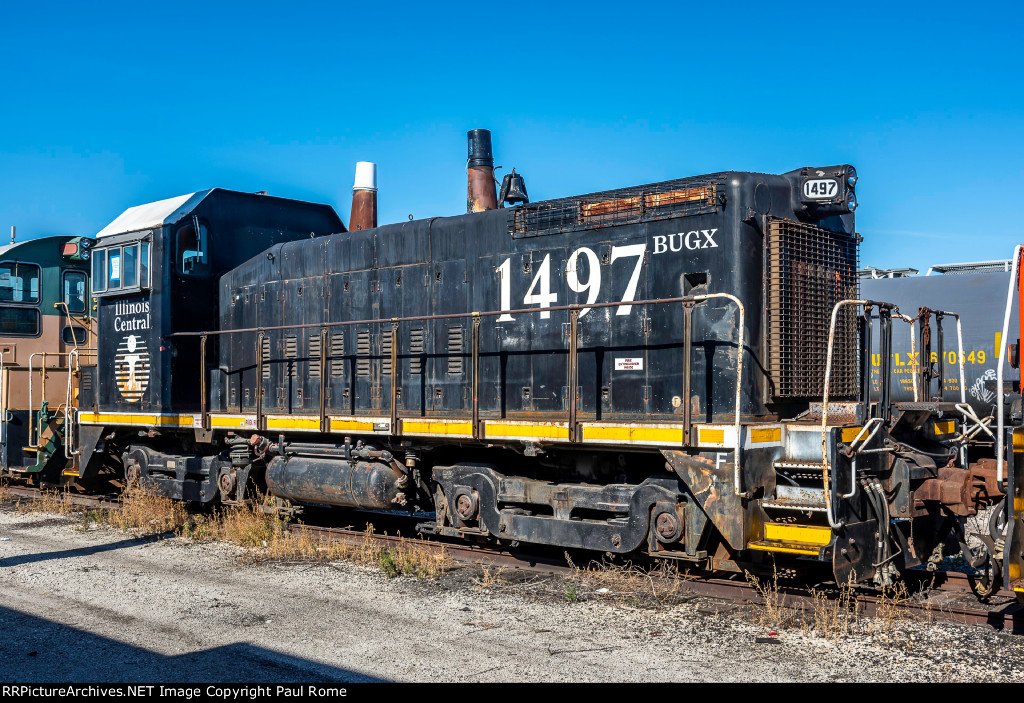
[309,334,321,378]
[284,335,297,378]
[447,326,464,374]
[766,218,859,399]
[330,333,344,376]
[261,337,271,378]
[409,328,425,375]
[356,330,371,377]
[381,331,393,377]
[510,174,725,238]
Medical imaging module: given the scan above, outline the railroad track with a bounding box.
[5,484,1023,632]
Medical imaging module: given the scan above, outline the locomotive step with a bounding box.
[748,524,833,557]
[761,485,827,512]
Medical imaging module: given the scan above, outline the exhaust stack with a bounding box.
[350,161,378,231]
[467,129,498,213]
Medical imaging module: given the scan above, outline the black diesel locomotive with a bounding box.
[63,132,1004,587]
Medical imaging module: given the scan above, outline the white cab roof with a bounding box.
[96,190,212,239]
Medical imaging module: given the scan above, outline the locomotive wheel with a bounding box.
[653,510,682,544]
[218,470,236,500]
[124,458,140,488]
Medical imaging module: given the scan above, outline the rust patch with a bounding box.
[663,449,746,549]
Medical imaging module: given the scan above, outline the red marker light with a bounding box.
[61,242,78,257]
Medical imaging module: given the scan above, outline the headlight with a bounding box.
[846,191,858,211]
[847,166,858,188]
[81,250,90,260]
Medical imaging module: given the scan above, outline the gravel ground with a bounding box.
[1,505,1023,683]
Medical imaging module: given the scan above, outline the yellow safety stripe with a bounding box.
[749,427,782,444]
[330,418,379,432]
[698,428,725,444]
[484,421,569,441]
[266,416,321,431]
[932,420,955,435]
[763,523,832,546]
[403,420,473,437]
[79,412,196,427]
[748,543,822,556]
[582,424,684,444]
[210,415,257,429]
[840,426,863,443]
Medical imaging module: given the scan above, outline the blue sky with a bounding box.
[1,1,1020,273]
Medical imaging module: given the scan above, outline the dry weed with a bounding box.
[745,567,793,628]
[109,484,189,535]
[869,581,913,647]
[809,578,859,640]
[12,485,77,517]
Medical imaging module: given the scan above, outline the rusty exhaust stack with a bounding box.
[350,161,378,231]
[467,129,497,213]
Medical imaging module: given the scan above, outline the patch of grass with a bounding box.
[869,581,913,648]
[12,485,78,517]
[745,567,793,629]
[808,578,859,640]
[109,484,189,535]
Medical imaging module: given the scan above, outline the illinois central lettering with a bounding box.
[652,229,718,255]
[113,298,151,332]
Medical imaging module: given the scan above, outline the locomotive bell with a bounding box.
[499,168,529,207]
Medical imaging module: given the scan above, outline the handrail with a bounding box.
[187,293,747,493]
[64,348,81,458]
[166,295,719,338]
[893,313,918,401]
[821,299,896,529]
[997,245,1024,484]
[0,349,5,471]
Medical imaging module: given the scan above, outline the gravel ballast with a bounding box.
[1,506,1023,683]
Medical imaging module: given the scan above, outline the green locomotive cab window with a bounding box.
[0,307,40,336]
[62,325,88,345]
[0,263,40,304]
[63,271,87,313]
[92,249,107,293]
[178,221,209,275]
[123,244,138,289]
[108,249,122,289]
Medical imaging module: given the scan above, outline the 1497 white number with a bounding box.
[497,245,646,321]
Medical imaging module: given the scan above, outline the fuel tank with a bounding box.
[265,455,406,509]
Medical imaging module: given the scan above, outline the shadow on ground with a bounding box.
[0,605,386,683]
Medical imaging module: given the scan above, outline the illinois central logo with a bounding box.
[114,334,150,403]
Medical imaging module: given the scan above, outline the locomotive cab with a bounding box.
[76,189,344,493]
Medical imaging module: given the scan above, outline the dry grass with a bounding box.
[179,503,451,578]
[806,579,859,640]
[107,484,189,534]
[2,480,449,579]
[745,568,793,628]
[10,485,78,517]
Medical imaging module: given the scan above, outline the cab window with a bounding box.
[63,271,87,313]
[177,222,209,275]
[62,325,88,345]
[92,249,107,293]
[0,307,39,336]
[0,263,40,303]
[91,239,150,296]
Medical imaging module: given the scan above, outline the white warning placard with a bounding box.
[615,357,643,371]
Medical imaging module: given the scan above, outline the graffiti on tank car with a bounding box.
[970,369,997,404]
